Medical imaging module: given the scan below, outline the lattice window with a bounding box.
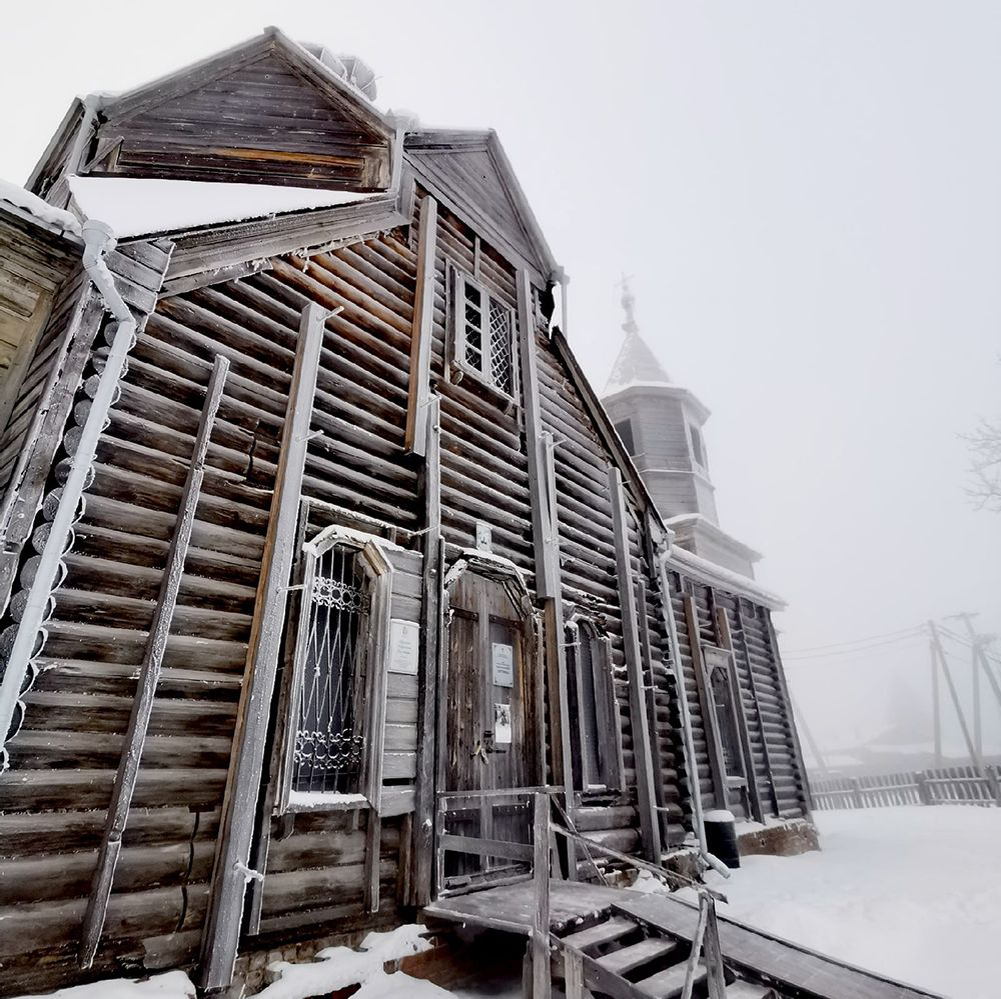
[292,543,370,795]
[453,270,515,398]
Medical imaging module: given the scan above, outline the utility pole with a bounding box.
[928,621,983,772]
[952,612,1001,718]
[929,624,942,767]
[791,694,830,778]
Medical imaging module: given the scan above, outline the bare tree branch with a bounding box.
[963,416,1001,512]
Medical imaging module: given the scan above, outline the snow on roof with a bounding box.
[604,329,672,394]
[0,178,81,236]
[668,543,785,610]
[67,176,380,238]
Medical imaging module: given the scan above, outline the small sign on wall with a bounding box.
[492,642,514,687]
[388,619,420,674]
[494,702,513,745]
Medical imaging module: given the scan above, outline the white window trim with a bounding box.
[277,525,394,815]
[449,264,518,404]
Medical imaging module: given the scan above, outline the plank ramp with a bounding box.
[424,880,945,999]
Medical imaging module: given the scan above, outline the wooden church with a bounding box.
[0,28,823,998]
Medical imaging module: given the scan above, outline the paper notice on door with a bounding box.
[492,642,514,687]
[494,702,513,744]
[388,619,420,674]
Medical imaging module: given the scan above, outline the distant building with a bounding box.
[602,282,761,579]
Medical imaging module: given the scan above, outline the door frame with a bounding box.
[433,550,544,896]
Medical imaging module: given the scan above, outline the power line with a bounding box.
[783,624,923,655]
[783,630,925,661]
[784,640,928,667]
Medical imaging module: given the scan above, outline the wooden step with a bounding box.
[725,983,776,998]
[635,960,706,998]
[560,916,637,952]
[596,936,680,976]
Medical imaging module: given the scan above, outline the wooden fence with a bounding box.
[812,766,1001,810]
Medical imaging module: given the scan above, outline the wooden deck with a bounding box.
[424,879,624,935]
[424,880,944,999]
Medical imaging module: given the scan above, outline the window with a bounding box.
[280,528,393,809]
[566,619,624,793]
[451,269,515,397]
[615,419,636,456]
[702,645,743,779]
[689,423,707,469]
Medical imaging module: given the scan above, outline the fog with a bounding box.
[3,1,999,759]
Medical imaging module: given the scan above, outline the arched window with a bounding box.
[280,528,393,809]
[566,618,623,794]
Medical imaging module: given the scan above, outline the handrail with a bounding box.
[550,823,727,903]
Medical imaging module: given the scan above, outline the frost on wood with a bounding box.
[0,178,81,235]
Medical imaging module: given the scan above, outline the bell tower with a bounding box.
[602,280,760,578]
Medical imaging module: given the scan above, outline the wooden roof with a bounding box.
[406,130,557,279]
[81,28,398,191]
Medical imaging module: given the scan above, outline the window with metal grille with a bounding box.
[291,543,370,796]
[566,619,624,794]
[280,527,395,811]
[452,269,515,398]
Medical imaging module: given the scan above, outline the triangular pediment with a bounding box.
[85,30,396,191]
[406,132,555,277]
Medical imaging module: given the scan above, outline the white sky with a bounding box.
[2,1,999,754]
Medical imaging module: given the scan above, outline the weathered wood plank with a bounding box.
[199,302,332,991]
[79,355,229,967]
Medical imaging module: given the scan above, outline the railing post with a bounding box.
[532,791,552,999]
[915,771,932,806]
[703,896,727,999]
[850,777,863,809]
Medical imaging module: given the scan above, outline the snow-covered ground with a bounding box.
[682,806,1001,999]
[14,807,996,999]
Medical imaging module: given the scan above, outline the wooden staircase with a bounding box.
[554,908,776,999]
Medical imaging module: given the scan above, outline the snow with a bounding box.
[286,789,368,808]
[67,176,380,238]
[0,178,81,236]
[256,924,434,999]
[678,806,1001,999]
[703,809,735,822]
[11,970,195,999]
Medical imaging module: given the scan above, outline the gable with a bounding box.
[86,36,395,191]
[406,134,555,278]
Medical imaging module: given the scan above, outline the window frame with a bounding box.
[277,524,394,815]
[449,264,519,404]
[700,642,745,783]
[687,421,708,472]
[565,615,625,796]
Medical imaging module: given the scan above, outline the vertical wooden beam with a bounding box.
[714,605,764,824]
[637,577,670,843]
[764,609,814,813]
[609,466,661,862]
[531,791,552,999]
[683,593,729,812]
[413,396,442,905]
[517,269,558,599]
[199,303,330,992]
[542,432,575,878]
[79,354,229,968]
[654,550,709,852]
[405,196,437,456]
[733,600,779,817]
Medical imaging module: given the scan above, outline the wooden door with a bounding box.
[442,570,538,886]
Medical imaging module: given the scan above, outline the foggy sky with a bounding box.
[2,1,999,754]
